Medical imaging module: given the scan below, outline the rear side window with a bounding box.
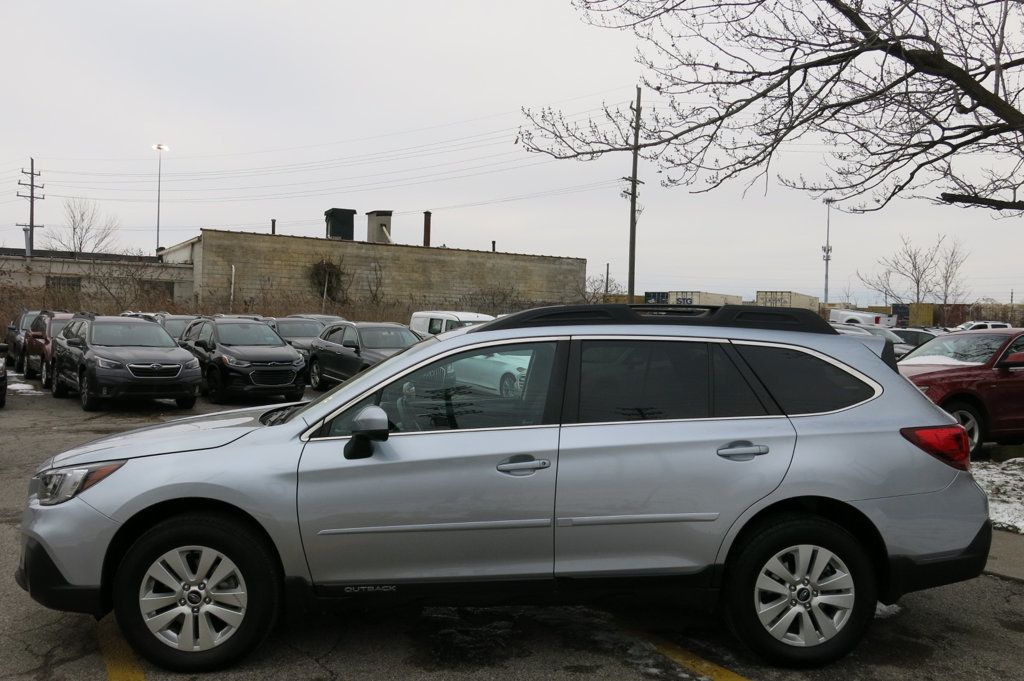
[428,318,444,335]
[712,345,768,417]
[736,344,875,415]
[579,340,710,422]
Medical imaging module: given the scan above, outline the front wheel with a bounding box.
[24,355,37,379]
[14,350,25,374]
[40,360,52,388]
[724,515,876,667]
[309,359,327,391]
[112,514,281,672]
[206,370,227,404]
[51,369,68,398]
[79,372,101,412]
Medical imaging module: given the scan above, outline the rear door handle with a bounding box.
[717,441,770,461]
[496,458,551,474]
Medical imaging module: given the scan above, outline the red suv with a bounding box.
[899,328,1024,457]
[23,310,73,388]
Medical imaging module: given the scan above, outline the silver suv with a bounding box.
[16,304,990,671]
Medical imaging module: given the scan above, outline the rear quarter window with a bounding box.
[735,344,876,415]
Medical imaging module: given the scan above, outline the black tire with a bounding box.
[51,370,68,398]
[176,396,197,409]
[24,355,37,379]
[79,371,101,412]
[309,359,328,391]
[944,400,987,460]
[40,360,52,389]
[206,370,228,404]
[724,515,877,667]
[112,513,281,672]
[14,350,25,373]
[0,388,6,409]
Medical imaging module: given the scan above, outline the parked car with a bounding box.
[956,321,1011,331]
[308,321,419,390]
[899,328,1024,456]
[23,311,73,387]
[856,325,916,359]
[827,308,897,327]
[0,342,7,408]
[264,317,327,362]
[50,314,202,411]
[5,309,40,372]
[18,304,989,671]
[155,314,200,340]
[178,317,305,403]
[287,313,346,324]
[409,310,494,336]
[890,327,943,348]
[829,322,872,336]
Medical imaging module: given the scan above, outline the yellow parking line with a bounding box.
[626,628,750,681]
[96,616,146,681]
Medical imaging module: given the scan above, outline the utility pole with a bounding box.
[271,218,277,235]
[604,262,610,301]
[16,158,45,257]
[626,85,642,300]
[822,199,834,305]
[152,144,169,253]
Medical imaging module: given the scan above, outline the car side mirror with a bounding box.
[6,324,14,332]
[999,351,1024,368]
[342,339,360,351]
[344,405,389,460]
[66,337,83,347]
[196,339,210,351]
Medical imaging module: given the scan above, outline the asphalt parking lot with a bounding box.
[1,375,1023,681]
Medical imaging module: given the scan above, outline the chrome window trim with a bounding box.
[306,423,558,443]
[730,339,883,416]
[561,414,788,429]
[301,335,566,441]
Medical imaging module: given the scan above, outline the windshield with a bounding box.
[91,322,176,348]
[50,320,70,337]
[217,322,284,346]
[20,311,39,329]
[361,326,419,349]
[283,337,438,423]
[275,319,324,339]
[901,334,1006,366]
[862,327,904,343]
[162,318,192,338]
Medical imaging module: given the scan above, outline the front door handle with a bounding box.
[717,441,770,461]
[496,458,551,475]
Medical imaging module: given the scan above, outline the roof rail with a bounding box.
[470,304,836,335]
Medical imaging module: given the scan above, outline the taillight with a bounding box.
[900,425,970,471]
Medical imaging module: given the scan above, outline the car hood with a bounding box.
[221,345,300,362]
[898,363,983,382]
[42,405,268,470]
[93,346,195,363]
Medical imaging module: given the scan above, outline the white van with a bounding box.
[410,311,495,336]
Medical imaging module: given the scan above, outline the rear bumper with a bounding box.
[16,537,104,616]
[882,519,991,602]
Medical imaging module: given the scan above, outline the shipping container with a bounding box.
[644,291,742,306]
[755,290,820,311]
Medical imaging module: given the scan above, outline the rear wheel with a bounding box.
[51,369,68,398]
[112,514,281,672]
[14,350,25,373]
[724,515,876,666]
[309,359,327,391]
[24,355,37,379]
[945,401,986,460]
[40,360,52,389]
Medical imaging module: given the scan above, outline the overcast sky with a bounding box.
[1,1,1019,305]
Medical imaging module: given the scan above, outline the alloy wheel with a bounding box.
[40,361,49,388]
[310,361,321,389]
[753,544,855,647]
[951,409,980,451]
[138,545,248,652]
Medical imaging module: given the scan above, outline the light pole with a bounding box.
[152,144,169,252]
[822,198,834,305]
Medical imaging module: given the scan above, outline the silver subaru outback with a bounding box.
[16,304,990,672]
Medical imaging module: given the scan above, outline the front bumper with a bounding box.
[222,365,304,395]
[16,537,104,616]
[882,519,992,602]
[93,366,202,399]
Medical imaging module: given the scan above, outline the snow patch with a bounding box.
[874,603,902,619]
[972,458,1024,535]
[6,380,45,396]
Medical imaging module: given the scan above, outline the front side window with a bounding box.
[62,321,81,340]
[1002,335,1024,358]
[578,340,710,423]
[342,326,358,346]
[322,342,557,437]
[90,322,176,348]
[20,312,38,330]
[735,344,875,415]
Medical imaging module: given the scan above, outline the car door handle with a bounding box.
[496,458,550,473]
[717,442,770,461]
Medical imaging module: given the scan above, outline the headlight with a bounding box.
[222,355,251,367]
[35,461,125,506]
[184,357,200,369]
[292,356,306,367]
[96,357,122,370]
[297,348,310,358]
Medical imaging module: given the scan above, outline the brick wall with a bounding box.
[184,230,586,314]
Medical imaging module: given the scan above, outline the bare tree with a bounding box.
[523,1,1024,213]
[46,198,119,254]
[858,235,945,304]
[840,280,859,308]
[935,238,970,308]
[576,273,625,303]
